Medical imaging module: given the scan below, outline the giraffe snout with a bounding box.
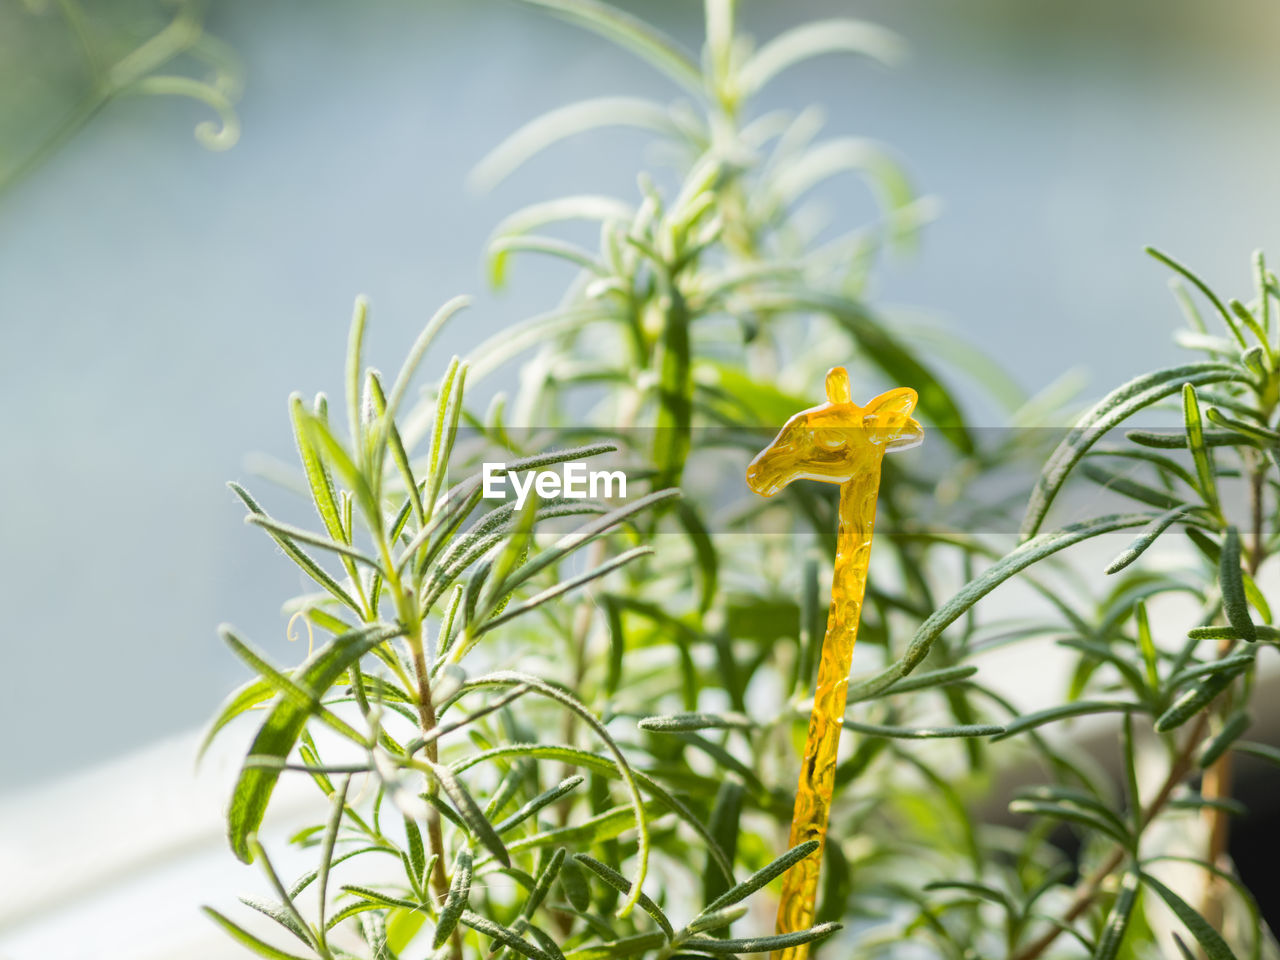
[746,443,794,497]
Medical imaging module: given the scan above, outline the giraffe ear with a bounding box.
[824,366,852,403]
[863,387,918,417]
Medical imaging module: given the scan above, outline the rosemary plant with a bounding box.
[206,2,1276,958]
[204,298,837,960]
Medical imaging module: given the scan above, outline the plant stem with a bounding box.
[1009,712,1212,960]
[410,638,449,871]
[1249,464,1266,572]
[1198,458,1266,930]
[1198,725,1234,934]
[389,535,458,960]
[408,628,458,958]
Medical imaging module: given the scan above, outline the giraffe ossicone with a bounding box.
[746,366,923,960]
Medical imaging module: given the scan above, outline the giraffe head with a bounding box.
[746,367,924,497]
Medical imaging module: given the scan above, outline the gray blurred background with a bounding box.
[4,0,1280,792]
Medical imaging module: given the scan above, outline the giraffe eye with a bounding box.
[814,429,845,451]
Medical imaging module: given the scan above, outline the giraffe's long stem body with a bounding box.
[773,453,886,960]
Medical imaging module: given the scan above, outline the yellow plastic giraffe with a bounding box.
[746,366,923,960]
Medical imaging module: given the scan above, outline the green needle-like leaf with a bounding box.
[564,933,665,959]
[1182,383,1220,515]
[199,676,275,762]
[1135,601,1160,693]
[992,701,1143,741]
[1126,429,1253,449]
[299,410,384,538]
[638,712,754,733]
[228,482,360,613]
[574,855,673,940]
[1140,872,1239,960]
[245,514,382,570]
[1105,507,1195,575]
[316,774,350,941]
[560,856,592,913]
[1021,363,1244,538]
[342,885,420,910]
[681,922,840,955]
[1093,867,1140,960]
[1146,247,1247,350]
[1198,711,1250,768]
[520,0,703,96]
[473,97,676,193]
[702,840,819,915]
[226,622,400,863]
[222,628,366,743]
[460,910,553,960]
[202,907,314,960]
[1220,527,1256,642]
[1235,740,1280,767]
[434,848,473,948]
[237,897,311,947]
[847,664,978,703]
[1205,406,1280,445]
[290,394,347,544]
[422,357,466,525]
[1229,298,1272,356]
[1008,798,1131,846]
[841,719,1004,739]
[740,19,904,95]
[387,295,471,426]
[422,758,510,868]
[495,776,586,835]
[345,296,369,459]
[1155,664,1247,733]
[404,816,426,891]
[893,514,1154,695]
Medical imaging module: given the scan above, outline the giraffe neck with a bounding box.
[828,449,887,632]
[771,449,887,960]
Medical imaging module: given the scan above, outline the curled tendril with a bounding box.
[3,0,244,195]
[130,74,241,150]
[243,613,315,715]
[286,610,316,658]
[347,767,377,807]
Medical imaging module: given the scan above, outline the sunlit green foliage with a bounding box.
[206,294,844,960]
[205,2,1275,958]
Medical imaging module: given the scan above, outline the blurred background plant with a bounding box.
[0,0,241,194]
